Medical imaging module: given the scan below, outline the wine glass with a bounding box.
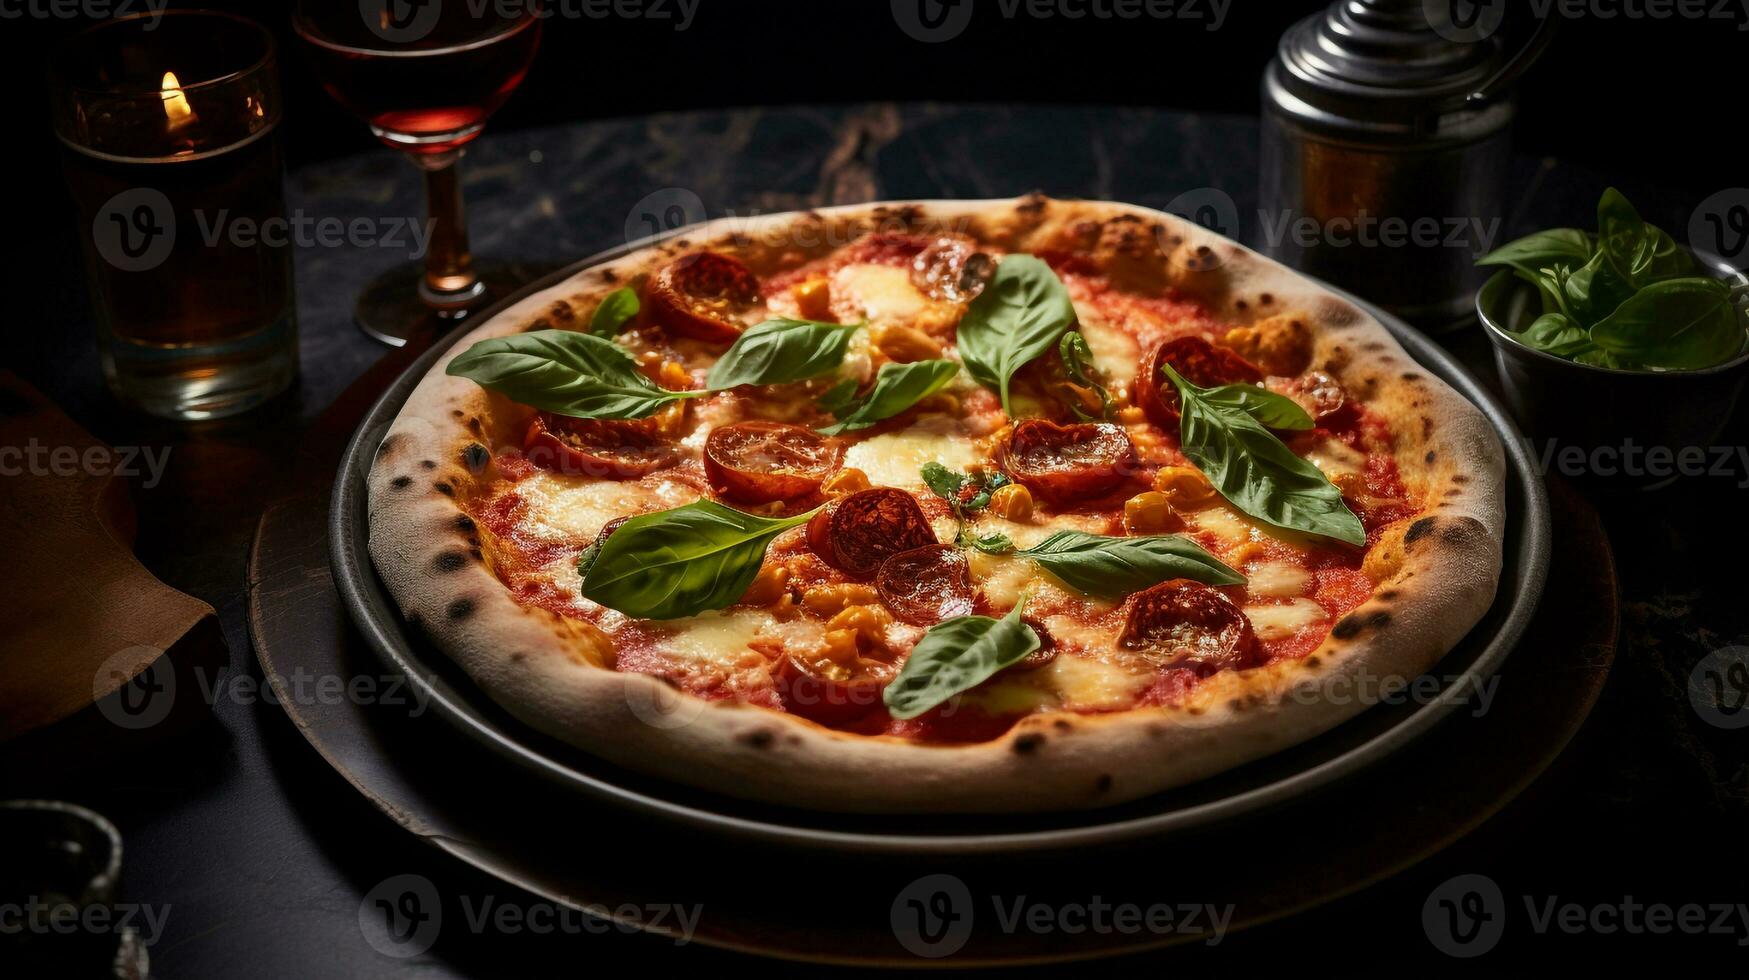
[293,1,542,345]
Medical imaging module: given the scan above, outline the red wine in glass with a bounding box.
[294,2,542,344]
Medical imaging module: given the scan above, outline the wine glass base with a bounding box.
[352,258,563,347]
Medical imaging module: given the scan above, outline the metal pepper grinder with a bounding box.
[1261,0,1554,332]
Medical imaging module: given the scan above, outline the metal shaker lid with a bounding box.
[1264,0,1547,142]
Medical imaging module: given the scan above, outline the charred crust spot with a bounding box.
[446,598,475,621]
[433,551,468,573]
[1234,299,1249,311]
[739,729,776,749]
[1333,610,1391,639]
[1227,698,1243,712]
[1361,341,1385,352]
[1451,473,1470,485]
[1445,487,1463,498]
[1402,372,1424,382]
[419,459,436,471]
[548,300,577,323]
[454,514,477,534]
[1405,517,1438,545]
[1052,719,1074,732]
[1094,774,1114,793]
[1259,292,1275,305]
[451,409,465,419]
[1442,523,1472,544]
[1012,733,1046,754]
[390,476,413,490]
[433,481,456,497]
[1304,655,1322,668]
[376,434,405,460]
[462,443,491,472]
[1016,194,1047,215]
[597,268,618,284]
[508,651,527,663]
[1378,590,1401,601]
[468,547,483,562]
[466,417,485,437]
[525,317,552,333]
[1425,451,1437,464]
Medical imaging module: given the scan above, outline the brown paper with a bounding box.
[0,372,217,741]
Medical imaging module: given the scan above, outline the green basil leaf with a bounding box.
[706,318,860,390]
[817,378,860,415]
[1590,278,1746,370]
[587,287,640,338]
[1199,382,1314,431]
[1019,531,1244,597]
[446,329,703,419]
[883,603,1040,720]
[1059,331,1114,421]
[817,359,959,435]
[960,528,1016,555]
[955,255,1077,416]
[581,500,815,619]
[920,462,966,504]
[1165,365,1365,546]
[1573,348,1637,370]
[1596,189,1693,288]
[1515,312,1598,358]
[1477,228,1593,278]
[1563,248,1640,327]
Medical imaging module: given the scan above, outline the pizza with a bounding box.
[367,196,1505,813]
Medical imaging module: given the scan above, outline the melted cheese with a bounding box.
[1184,504,1259,549]
[513,473,694,542]
[841,419,978,489]
[967,552,1038,608]
[1247,560,1313,598]
[1244,598,1328,640]
[1305,437,1366,481]
[657,609,777,666]
[1038,654,1151,710]
[835,264,929,324]
[1079,318,1141,375]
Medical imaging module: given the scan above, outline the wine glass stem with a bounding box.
[415,148,485,314]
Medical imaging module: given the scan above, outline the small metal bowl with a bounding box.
[1476,265,1749,491]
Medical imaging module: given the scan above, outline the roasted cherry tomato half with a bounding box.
[998,419,1137,506]
[1279,370,1351,425]
[806,488,937,576]
[523,414,677,479]
[703,421,843,504]
[647,251,761,343]
[1119,579,1261,678]
[774,650,896,726]
[876,545,975,625]
[910,236,995,302]
[1133,336,1265,431]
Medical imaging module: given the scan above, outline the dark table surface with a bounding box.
[7,104,1749,975]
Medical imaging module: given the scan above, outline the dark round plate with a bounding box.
[329,225,1551,856]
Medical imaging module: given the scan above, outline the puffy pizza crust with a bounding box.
[366,197,1506,813]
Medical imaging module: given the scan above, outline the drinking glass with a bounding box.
[50,11,297,420]
[294,0,543,345]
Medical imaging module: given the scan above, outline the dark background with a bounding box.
[4,0,1743,310]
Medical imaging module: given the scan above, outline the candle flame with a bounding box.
[161,71,197,131]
